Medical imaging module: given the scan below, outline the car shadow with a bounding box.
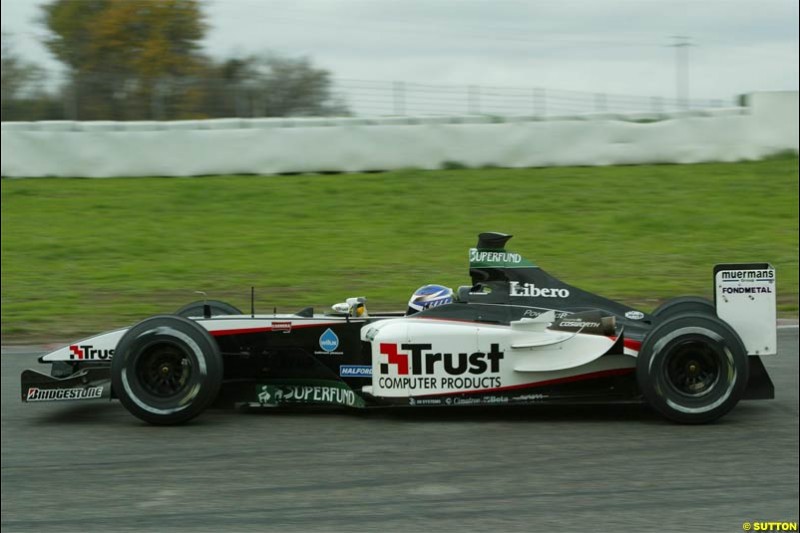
[236,402,668,424]
[364,403,668,424]
[24,401,757,427]
[26,402,128,426]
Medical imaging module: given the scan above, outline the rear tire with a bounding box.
[175,300,242,318]
[636,313,748,424]
[652,296,715,321]
[111,315,223,425]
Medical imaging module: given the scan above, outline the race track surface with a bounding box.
[2,329,798,533]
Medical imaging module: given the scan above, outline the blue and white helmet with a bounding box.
[407,284,454,315]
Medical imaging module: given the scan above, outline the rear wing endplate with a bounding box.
[714,263,776,356]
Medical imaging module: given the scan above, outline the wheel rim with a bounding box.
[135,343,193,399]
[664,340,722,397]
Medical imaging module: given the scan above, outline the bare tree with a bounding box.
[217,54,349,118]
[1,32,50,120]
[1,33,44,101]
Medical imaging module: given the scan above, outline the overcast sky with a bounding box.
[2,0,798,112]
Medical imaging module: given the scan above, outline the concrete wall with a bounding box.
[1,91,796,178]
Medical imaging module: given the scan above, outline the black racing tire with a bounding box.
[111,315,223,425]
[175,300,242,318]
[652,296,715,321]
[636,313,748,424]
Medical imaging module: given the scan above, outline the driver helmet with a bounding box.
[407,284,454,315]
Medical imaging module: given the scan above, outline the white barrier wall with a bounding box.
[1,91,797,178]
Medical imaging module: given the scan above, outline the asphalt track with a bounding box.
[2,329,798,533]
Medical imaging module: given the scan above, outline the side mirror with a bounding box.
[331,303,350,314]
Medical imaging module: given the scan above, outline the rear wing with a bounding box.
[714,263,776,356]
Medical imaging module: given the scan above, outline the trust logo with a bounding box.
[68,344,114,360]
[379,343,410,375]
[69,345,85,359]
[378,343,503,376]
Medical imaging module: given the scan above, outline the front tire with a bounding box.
[111,315,223,425]
[636,313,748,424]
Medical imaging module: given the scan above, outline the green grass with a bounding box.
[2,156,798,341]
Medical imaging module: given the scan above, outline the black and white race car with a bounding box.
[21,232,776,425]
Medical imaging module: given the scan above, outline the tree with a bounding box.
[1,32,53,120]
[36,1,348,120]
[259,55,348,117]
[40,0,208,119]
[2,33,38,100]
[212,54,349,118]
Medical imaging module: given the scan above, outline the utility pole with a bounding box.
[392,81,406,116]
[468,85,480,114]
[670,35,692,110]
[532,87,546,117]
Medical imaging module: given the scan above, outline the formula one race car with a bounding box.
[21,233,776,425]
